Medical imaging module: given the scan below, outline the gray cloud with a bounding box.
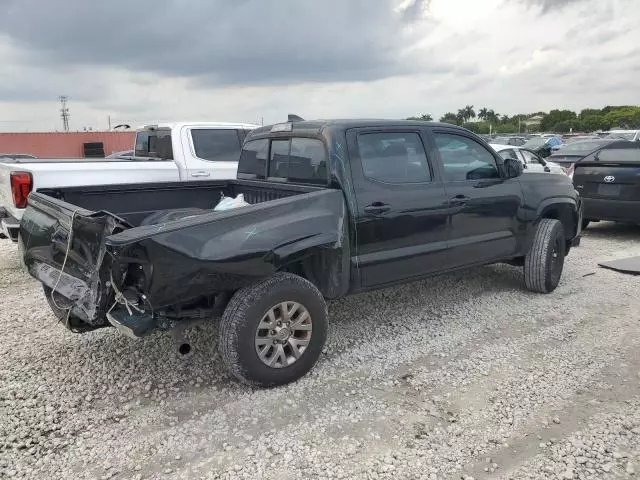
[522,0,587,13]
[0,0,435,86]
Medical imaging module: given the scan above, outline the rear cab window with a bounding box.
[134,129,173,160]
[238,136,328,185]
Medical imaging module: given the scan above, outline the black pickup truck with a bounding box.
[20,119,583,387]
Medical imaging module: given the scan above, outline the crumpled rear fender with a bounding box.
[106,189,349,309]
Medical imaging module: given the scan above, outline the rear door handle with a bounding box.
[450,195,469,206]
[363,202,391,215]
[191,171,210,178]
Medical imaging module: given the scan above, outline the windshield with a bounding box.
[606,132,637,141]
[557,139,613,153]
[522,137,545,148]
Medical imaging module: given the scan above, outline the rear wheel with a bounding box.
[524,218,565,293]
[581,219,590,230]
[219,273,327,387]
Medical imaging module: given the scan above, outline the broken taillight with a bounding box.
[10,171,33,208]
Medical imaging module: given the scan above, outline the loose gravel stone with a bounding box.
[2,224,640,479]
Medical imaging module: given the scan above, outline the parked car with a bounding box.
[20,119,582,387]
[605,130,640,142]
[0,122,258,241]
[521,136,563,158]
[106,150,134,158]
[548,138,619,177]
[492,136,526,147]
[490,144,566,175]
[573,140,640,229]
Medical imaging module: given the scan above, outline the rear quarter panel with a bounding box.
[105,189,348,309]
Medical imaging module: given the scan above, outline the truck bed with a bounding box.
[20,179,347,325]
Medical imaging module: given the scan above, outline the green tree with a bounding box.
[478,107,488,121]
[540,109,577,131]
[603,107,640,129]
[463,105,476,122]
[551,121,573,133]
[580,115,605,132]
[440,112,460,125]
[406,114,433,121]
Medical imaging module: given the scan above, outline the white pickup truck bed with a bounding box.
[0,121,258,241]
[0,158,180,240]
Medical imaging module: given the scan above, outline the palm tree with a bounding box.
[478,107,488,121]
[464,105,476,122]
[457,108,466,124]
[500,114,510,124]
[406,114,433,122]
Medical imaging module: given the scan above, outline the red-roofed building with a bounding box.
[0,131,136,158]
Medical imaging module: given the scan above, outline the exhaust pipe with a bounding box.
[172,328,193,356]
[177,343,192,355]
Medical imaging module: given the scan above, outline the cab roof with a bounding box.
[139,121,260,131]
[247,119,468,138]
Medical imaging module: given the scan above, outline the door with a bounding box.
[347,128,450,287]
[519,149,547,173]
[430,131,524,267]
[183,127,243,180]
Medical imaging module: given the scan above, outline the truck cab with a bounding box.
[133,122,257,180]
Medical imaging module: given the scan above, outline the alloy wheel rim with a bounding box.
[254,302,312,368]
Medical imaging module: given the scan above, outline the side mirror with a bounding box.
[504,158,523,178]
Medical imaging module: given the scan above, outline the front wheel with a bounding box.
[524,218,565,293]
[219,273,328,387]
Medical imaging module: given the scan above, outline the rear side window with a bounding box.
[191,129,241,162]
[238,139,269,178]
[135,130,173,159]
[357,132,431,184]
[289,138,327,184]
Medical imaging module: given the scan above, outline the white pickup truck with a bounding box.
[0,121,258,241]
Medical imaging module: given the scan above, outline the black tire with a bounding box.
[524,218,566,293]
[219,272,328,387]
[581,219,590,230]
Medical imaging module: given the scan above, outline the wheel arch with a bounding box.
[537,199,579,244]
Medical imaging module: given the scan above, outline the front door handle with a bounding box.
[191,171,211,178]
[363,202,391,215]
[450,195,469,206]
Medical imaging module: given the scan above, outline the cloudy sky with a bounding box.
[0,0,637,131]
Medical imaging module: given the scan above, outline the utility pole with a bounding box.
[59,96,70,132]
[108,115,111,130]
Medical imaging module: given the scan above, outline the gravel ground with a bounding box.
[1,222,640,480]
